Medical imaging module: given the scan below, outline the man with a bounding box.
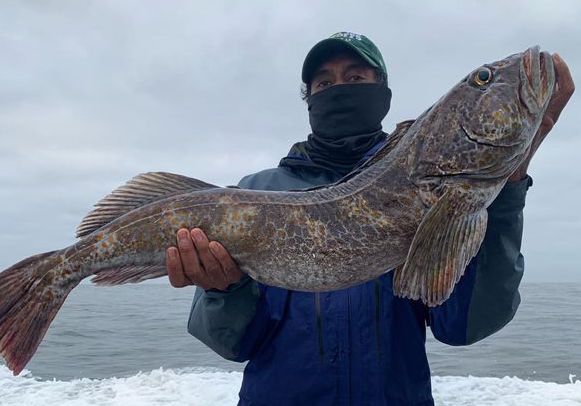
[166,33,574,405]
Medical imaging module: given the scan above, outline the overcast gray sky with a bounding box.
[0,0,579,282]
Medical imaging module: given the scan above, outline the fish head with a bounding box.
[459,46,555,148]
[412,46,556,182]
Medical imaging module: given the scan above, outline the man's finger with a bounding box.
[166,247,188,288]
[209,241,244,285]
[191,228,228,289]
[176,228,205,285]
[534,54,574,144]
[549,54,575,118]
[553,54,574,92]
[191,229,221,274]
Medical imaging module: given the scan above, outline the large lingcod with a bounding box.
[0,47,559,375]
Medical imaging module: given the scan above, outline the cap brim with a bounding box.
[301,38,379,83]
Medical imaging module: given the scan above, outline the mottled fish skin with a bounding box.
[74,160,423,291]
[0,47,561,375]
[66,47,554,291]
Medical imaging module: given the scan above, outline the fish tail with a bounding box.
[0,250,78,375]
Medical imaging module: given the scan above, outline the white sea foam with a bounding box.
[431,375,581,406]
[0,365,579,406]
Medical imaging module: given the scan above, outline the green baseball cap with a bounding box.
[301,32,388,84]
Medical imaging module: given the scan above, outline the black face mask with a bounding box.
[279,83,392,177]
[308,83,392,138]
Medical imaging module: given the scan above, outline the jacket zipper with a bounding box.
[315,292,325,360]
[375,279,382,359]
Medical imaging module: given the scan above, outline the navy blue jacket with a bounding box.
[188,164,531,405]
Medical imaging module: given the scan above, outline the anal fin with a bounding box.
[91,265,167,286]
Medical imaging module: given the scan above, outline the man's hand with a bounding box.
[509,53,575,182]
[166,228,243,290]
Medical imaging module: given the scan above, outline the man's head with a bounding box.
[301,32,388,101]
[300,32,392,138]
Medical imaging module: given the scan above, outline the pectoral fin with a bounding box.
[393,189,487,307]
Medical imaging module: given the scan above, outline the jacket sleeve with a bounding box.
[428,176,532,345]
[188,276,269,362]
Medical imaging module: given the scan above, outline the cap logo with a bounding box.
[331,32,363,42]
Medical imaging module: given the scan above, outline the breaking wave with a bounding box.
[1,365,579,406]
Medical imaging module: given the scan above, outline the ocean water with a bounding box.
[1,282,580,405]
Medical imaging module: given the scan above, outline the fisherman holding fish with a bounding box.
[0,30,574,404]
[167,33,574,405]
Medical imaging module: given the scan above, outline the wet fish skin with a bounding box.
[0,47,562,375]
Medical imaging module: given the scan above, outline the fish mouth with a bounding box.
[460,125,518,148]
[520,46,555,113]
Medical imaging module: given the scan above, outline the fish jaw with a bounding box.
[520,46,556,115]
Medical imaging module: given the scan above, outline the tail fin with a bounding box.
[0,251,77,375]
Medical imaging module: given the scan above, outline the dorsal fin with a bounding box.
[350,119,415,174]
[76,172,220,238]
[294,119,415,192]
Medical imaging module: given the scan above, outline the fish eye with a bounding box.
[474,67,493,86]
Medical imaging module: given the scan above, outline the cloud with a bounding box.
[0,0,579,281]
